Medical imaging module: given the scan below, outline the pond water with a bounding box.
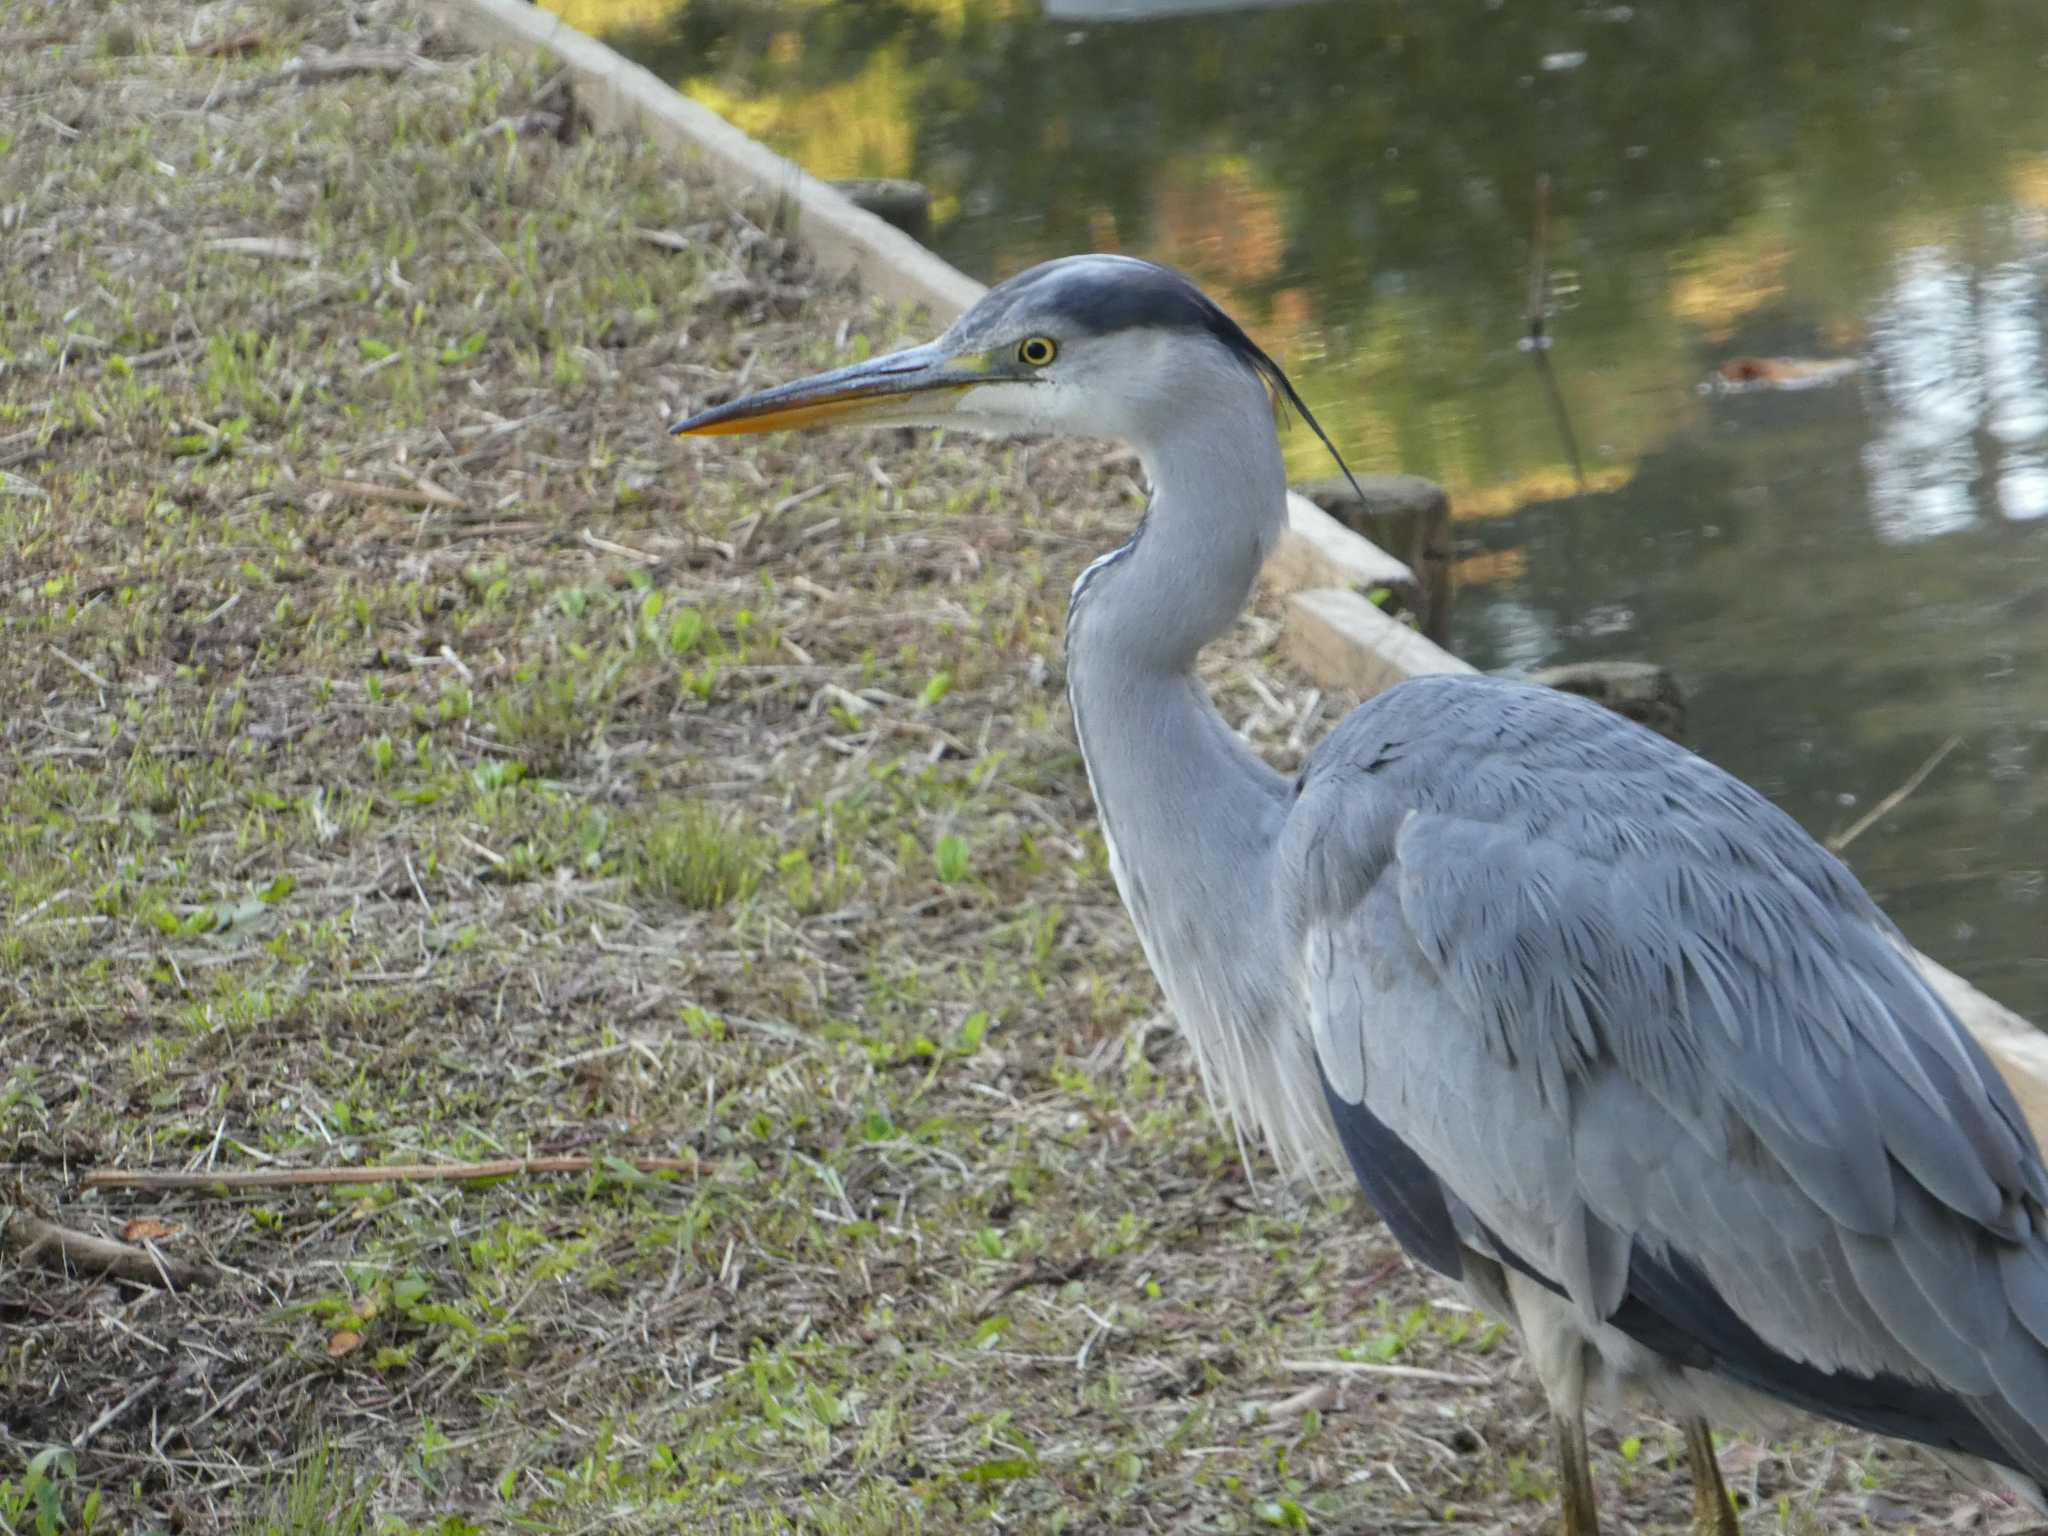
[550,0,2048,1020]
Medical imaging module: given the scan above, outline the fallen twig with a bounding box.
[1828,735,1963,854]
[195,29,266,58]
[1254,1378,1343,1420]
[206,236,318,262]
[3,1209,211,1288]
[49,644,110,688]
[1278,1358,1491,1387]
[71,1368,180,1451]
[323,476,465,509]
[580,527,660,563]
[207,47,436,109]
[80,1155,698,1192]
[634,226,693,253]
[977,1255,1093,1316]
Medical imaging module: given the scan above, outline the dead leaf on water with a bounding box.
[1708,355,1864,393]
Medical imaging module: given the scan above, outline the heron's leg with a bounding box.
[1502,1270,1601,1536]
[1551,1405,1601,1536]
[1682,1417,1741,1536]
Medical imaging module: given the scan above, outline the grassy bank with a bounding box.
[0,0,1988,1531]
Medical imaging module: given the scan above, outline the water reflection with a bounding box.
[1864,248,1984,546]
[553,0,2048,1018]
[1864,232,2048,541]
[1984,254,2048,520]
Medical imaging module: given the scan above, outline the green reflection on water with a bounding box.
[557,0,2048,1015]
[566,0,2048,478]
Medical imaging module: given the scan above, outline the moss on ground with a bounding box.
[0,0,2002,1532]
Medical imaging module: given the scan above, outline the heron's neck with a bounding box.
[1065,386,1292,805]
[1074,408,1288,675]
[1063,406,1334,1173]
[1063,405,1291,844]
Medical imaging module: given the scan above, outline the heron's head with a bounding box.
[672,254,1339,459]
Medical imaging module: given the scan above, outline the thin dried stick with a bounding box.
[80,1155,698,1192]
[71,1370,177,1450]
[3,1209,211,1288]
[1278,1358,1491,1387]
[1828,735,1963,854]
[207,48,437,109]
[323,476,464,509]
[195,29,266,59]
[206,237,318,262]
[1256,1379,1343,1419]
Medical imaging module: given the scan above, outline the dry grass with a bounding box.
[0,1,2026,1532]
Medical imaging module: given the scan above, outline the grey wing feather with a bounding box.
[1281,673,2048,1477]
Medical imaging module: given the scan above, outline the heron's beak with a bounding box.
[670,341,1001,437]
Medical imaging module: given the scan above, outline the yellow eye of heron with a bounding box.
[1017,336,1058,367]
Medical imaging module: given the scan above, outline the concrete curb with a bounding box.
[1265,492,1419,607]
[439,0,2048,1090]
[1281,587,1469,698]
[1920,960,2048,1131]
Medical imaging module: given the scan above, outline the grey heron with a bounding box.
[674,254,2048,1534]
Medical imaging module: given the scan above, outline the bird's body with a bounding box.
[677,253,2048,1531]
[1288,677,2048,1493]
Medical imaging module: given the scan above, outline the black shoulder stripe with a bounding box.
[1319,1067,1465,1281]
